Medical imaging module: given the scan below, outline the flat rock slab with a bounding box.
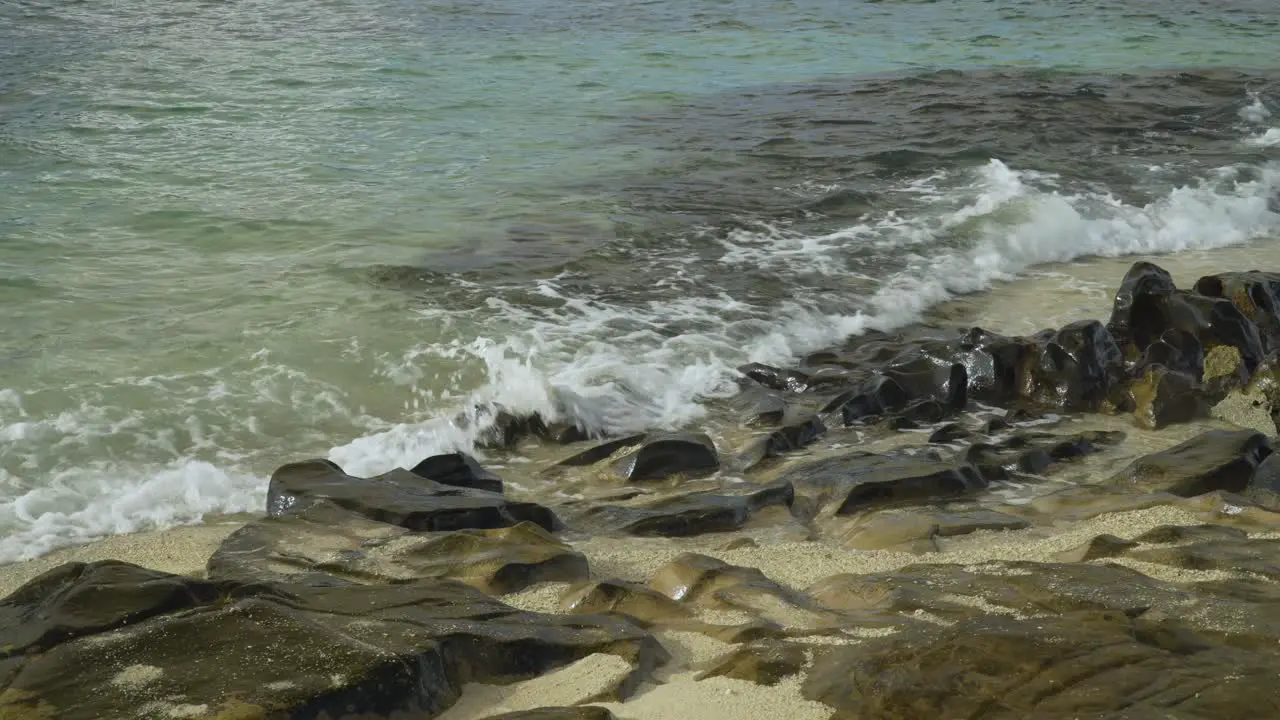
[1108,429,1272,496]
[0,561,666,719]
[210,502,588,594]
[562,481,794,538]
[804,609,1280,719]
[267,459,561,532]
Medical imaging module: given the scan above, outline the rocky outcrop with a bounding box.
[0,561,666,719]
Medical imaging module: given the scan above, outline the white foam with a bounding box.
[7,148,1280,563]
[1247,128,1280,147]
[1240,94,1272,125]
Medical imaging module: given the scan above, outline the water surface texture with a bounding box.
[2,0,1279,558]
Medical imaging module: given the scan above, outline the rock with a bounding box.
[1108,429,1272,496]
[733,416,827,472]
[694,641,808,686]
[553,434,647,468]
[613,434,719,482]
[1194,270,1280,342]
[1138,328,1205,378]
[926,423,970,444]
[731,384,787,426]
[1244,453,1280,510]
[738,363,810,393]
[561,579,693,625]
[1108,261,1177,347]
[780,451,986,517]
[1129,364,1207,429]
[1128,538,1280,579]
[1022,320,1124,412]
[963,430,1123,481]
[1051,533,1138,562]
[564,481,793,538]
[839,508,1030,551]
[1211,358,1280,434]
[267,459,561,532]
[212,513,587,594]
[478,708,616,720]
[1133,523,1248,544]
[410,452,504,493]
[803,609,1280,719]
[0,561,668,719]
[648,553,833,630]
[837,375,909,424]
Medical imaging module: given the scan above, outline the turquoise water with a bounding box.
[1,0,1278,559]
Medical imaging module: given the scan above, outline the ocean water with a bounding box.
[1,0,1279,561]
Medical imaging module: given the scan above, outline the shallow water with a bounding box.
[2,0,1279,560]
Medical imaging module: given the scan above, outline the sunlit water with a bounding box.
[2,0,1279,559]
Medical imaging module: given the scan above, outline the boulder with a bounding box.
[1107,429,1272,496]
[552,434,646,468]
[1194,270,1280,344]
[613,434,720,482]
[779,451,986,517]
[1128,364,1207,429]
[694,641,808,686]
[560,579,693,625]
[410,452,504,493]
[0,561,667,719]
[1021,320,1124,412]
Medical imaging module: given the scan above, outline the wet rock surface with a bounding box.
[9,261,1280,718]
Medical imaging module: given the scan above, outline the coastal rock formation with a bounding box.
[0,561,666,719]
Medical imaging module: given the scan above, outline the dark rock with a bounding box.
[1108,429,1272,496]
[1108,261,1177,347]
[840,508,1029,551]
[1211,357,1280,434]
[1244,453,1280,510]
[951,327,1028,405]
[738,363,810,393]
[210,505,588,593]
[963,431,1122,482]
[540,422,591,445]
[838,375,909,425]
[613,434,719,482]
[927,423,970,444]
[649,553,834,630]
[410,452,504,494]
[733,416,827,472]
[804,609,1280,719]
[0,561,667,719]
[553,434,646,468]
[1129,364,1207,429]
[479,709,617,720]
[1194,270,1280,343]
[731,384,787,427]
[694,641,808,686]
[1137,328,1205,378]
[564,481,793,538]
[267,459,561,532]
[883,357,968,411]
[1022,320,1124,412]
[780,451,985,516]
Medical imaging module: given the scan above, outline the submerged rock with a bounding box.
[410,451,504,493]
[0,561,667,719]
[563,481,793,538]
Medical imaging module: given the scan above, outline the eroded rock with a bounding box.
[1107,429,1272,496]
[613,434,720,482]
[563,481,794,538]
[0,561,667,719]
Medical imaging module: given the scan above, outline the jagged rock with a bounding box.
[803,609,1280,719]
[1022,320,1124,412]
[561,579,693,625]
[1129,364,1207,429]
[1109,261,1177,346]
[479,708,616,720]
[1107,429,1272,496]
[267,459,560,532]
[694,641,808,686]
[0,561,667,719]
[410,452,504,493]
[1138,328,1205,378]
[1211,358,1280,434]
[563,481,793,538]
[211,510,586,593]
[1052,533,1138,562]
[964,430,1123,481]
[613,434,719,482]
[780,451,986,517]
[1194,270,1280,343]
[553,434,647,468]
[836,375,910,424]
